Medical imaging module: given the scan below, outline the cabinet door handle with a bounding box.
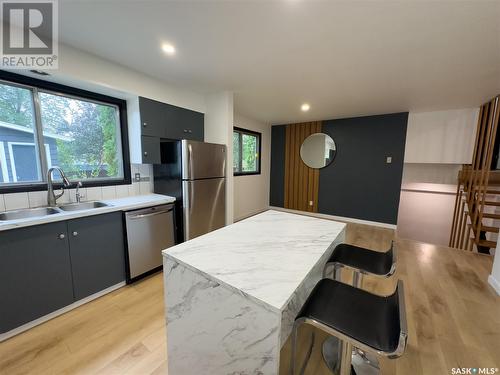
[72,231,78,237]
[144,151,148,156]
[58,233,65,240]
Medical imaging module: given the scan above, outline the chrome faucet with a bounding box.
[47,167,71,206]
[75,181,84,203]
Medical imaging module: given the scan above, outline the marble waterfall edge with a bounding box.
[164,257,281,374]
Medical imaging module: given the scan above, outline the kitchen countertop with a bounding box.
[0,194,175,232]
[163,210,346,311]
[162,210,346,374]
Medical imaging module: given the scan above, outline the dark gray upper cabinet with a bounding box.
[139,96,169,137]
[139,97,204,141]
[141,135,161,164]
[67,212,125,300]
[0,222,74,334]
[164,103,204,141]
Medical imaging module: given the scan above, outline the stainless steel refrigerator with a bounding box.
[154,140,226,242]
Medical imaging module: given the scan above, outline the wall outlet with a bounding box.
[386,156,392,164]
[134,173,141,182]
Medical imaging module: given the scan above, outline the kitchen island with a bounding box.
[162,210,346,374]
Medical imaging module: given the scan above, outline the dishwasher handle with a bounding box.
[127,207,173,220]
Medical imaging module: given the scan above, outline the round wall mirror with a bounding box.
[300,133,336,169]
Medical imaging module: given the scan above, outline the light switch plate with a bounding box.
[309,200,313,206]
[386,156,392,164]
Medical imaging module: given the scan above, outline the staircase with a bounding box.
[449,95,500,253]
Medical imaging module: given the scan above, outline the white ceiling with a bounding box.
[58,0,500,124]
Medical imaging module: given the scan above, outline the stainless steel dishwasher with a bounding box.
[125,204,175,282]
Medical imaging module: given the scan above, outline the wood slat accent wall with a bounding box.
[284,122,321,212]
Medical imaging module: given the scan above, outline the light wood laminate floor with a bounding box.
[0,222,498,375]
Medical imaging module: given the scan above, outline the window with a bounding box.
[0,72,130,192]
[39,92,123,180]
[233,127,261,175]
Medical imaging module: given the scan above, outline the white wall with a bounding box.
[233,113,271,221]
[205,92,234,224]
[404,108,478,164]
[397,108,479,245]
[45,43,206,112]
[397,185,456,246]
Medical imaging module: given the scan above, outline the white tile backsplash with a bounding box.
[101,186,117,199]
[139,164,151,178]
[139,181,152,194]
[85,187,103,201]
[129,182,140,196]
[0,164,155,211]
[4,192,30,211]
[28,191,47,208]
[115,185,129,198]
[131,163,140,179]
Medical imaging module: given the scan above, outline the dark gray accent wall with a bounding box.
[269,112,408,225]
[270,125,286,207]
[319,113,407,224]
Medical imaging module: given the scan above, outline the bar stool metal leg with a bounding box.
[339,341,353,375]
[352,271,362,288]
[322,270,381,374]
[290,319,316,375]
[290,320,299,375]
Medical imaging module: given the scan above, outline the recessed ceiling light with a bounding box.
[161,43,176,55]
[301,103,310,112]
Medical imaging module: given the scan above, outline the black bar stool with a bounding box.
[323,241,396,287]
[290,278,407,375]
[322,241,397,373]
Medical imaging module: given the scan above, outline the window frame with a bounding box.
[0,70,131,194]
[233,126,261,176]
[7,142,51,183]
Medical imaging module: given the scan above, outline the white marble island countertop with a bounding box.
[163,210,345,311]
[162,210,346,374]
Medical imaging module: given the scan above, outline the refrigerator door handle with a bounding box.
[183,181,190,240]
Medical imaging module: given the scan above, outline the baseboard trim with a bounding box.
[0,281,126,342]
[488,274,500,296]
[269,206,397,229]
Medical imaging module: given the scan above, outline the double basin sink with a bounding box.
[0,201,109,221]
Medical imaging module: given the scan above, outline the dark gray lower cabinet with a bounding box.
[0,222,74,334]
[68,212,125,300]
[0,212,126,334]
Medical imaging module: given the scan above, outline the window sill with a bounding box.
[234,172,261,177]
[0,178,132,194]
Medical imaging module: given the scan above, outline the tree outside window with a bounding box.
[233,127,261,175]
